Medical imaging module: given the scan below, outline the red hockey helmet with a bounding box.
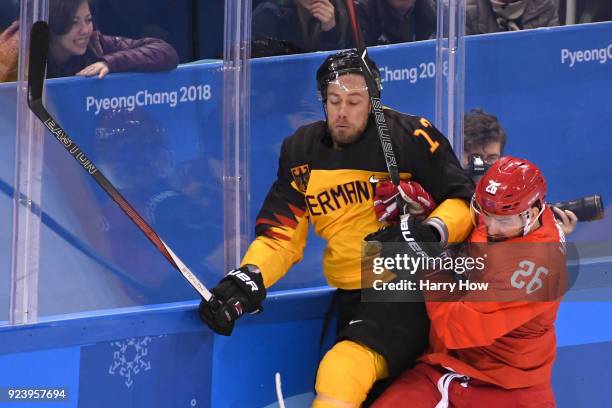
[474,156,547,216]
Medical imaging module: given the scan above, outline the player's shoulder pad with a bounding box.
[384,109,448,155]
[280,120,325,166]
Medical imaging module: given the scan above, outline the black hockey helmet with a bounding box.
[316,49,382,102]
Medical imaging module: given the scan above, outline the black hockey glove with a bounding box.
[365,215,444,259]
[198,265,266,336]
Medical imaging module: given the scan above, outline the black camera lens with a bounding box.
[551,195,604,222]
[465,154,491,183]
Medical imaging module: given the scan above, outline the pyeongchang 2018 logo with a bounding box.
[561,44,612,68]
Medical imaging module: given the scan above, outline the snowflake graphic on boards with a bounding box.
[108,336,156,388]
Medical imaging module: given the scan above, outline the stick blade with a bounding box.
[28,21,50,108]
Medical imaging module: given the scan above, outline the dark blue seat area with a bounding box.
[93,0,225,62]
[0,0,18,29]
[94,0,193,62]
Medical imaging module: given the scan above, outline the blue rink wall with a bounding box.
[0,23,611,406]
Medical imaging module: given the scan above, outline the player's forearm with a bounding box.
[241,239,300,287]
[427,198,472,245]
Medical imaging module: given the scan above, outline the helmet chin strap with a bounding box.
[521,203,546,236]
[484,203,546,241]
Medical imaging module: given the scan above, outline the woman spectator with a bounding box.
[47,0,178,79]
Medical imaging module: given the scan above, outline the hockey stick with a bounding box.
[26,21,212,301]
[343,0,401,187]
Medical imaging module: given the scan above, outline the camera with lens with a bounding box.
[550,195,605,222]
[465,154,491,183]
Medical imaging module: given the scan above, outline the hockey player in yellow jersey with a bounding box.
[198,49,474,407]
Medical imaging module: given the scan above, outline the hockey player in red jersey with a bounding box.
[373,156,567,408]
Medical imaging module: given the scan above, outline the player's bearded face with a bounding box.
[472,196,542,241]
[483,213,524,241]
[325,74,371,148]
[482,206,540,241]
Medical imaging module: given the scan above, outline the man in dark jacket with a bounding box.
[252,0,350,56]
[356,0,437,46]
[466,0,558,35]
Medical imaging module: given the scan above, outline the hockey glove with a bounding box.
[198,265,266,336]
[365,214,443,259]
[373,180,436,223]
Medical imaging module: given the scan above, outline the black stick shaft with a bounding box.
[344,0,401,187]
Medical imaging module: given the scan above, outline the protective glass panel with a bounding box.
[0,85,17,325]
[6,0,228,324]
[0,1,20,325]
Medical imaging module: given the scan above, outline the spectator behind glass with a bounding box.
[0,0,19,83]
[463,108,577,235]
[355,0,437,46]
[466,0,559,35]
[577,0,612,24]
[251,0,349,57]
[462,108,506,168]
[0,21,19,83]
[48,0,179,79]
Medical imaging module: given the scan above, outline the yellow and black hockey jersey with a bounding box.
[242,109,474,290]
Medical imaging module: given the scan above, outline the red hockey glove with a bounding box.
[373,180,436,223]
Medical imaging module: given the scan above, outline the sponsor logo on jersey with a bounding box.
[291,164,310,193]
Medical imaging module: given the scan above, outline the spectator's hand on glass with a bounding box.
[308,0,336,32]
[0,21,19,44]
[0,21,19,82]
[553,206,578,236]
[76,61,110,79]
[0,21,19,58]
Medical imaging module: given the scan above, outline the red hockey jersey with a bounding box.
[421,207,567,389]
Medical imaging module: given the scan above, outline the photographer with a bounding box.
[463,108,579,235]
